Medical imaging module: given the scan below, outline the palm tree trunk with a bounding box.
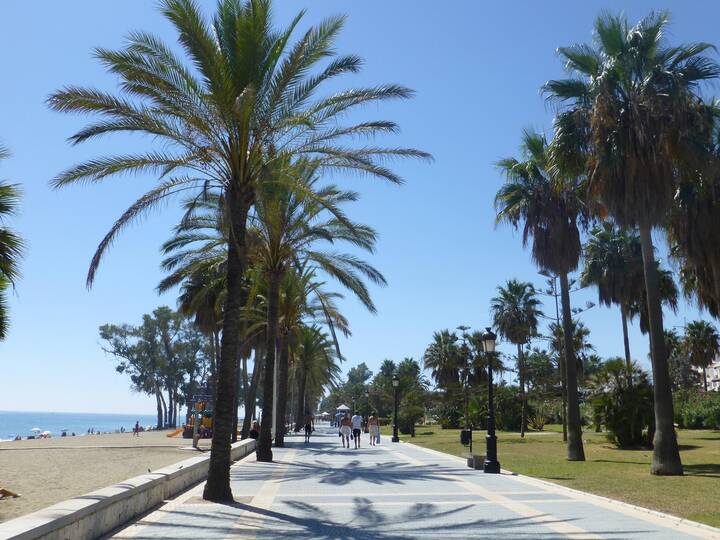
[242,355,249,410]
[274,335,290,447]
[559,271,585,461]
[517,343,526,438]
[552,277,567,442]
[638,221,683,475]
[703,367,708,393]
[621,304,632,371]
[212,329,221,398]
[203,191,250,502]
[241,346,263,439]
[232,349,243,443]
[295,373,307,431]
[257,272,281,462]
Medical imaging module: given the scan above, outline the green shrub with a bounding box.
[674,390,720,429]
[528,401,550,431]
[433,401,463,429]
[398,405,424,436]
[589,360,654,448]
[494,385,523,431]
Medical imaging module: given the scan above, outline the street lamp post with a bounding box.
[392,375,400,442]
[364,388,370,433]
[482,327,500,474]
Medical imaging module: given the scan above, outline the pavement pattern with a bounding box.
[110,427,720,539]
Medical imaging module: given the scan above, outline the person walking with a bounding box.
[351,411,363,449]
[303,412,314,444]
[339,413,352,448]
[368,411,380,446]
[133,421,140,437]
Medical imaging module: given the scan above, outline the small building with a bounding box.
[703,359,720,391]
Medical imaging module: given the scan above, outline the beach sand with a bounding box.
[0,430,212,522]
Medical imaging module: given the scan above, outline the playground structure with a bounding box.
[182,397,213,440]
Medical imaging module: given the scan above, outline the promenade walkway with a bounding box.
[110,427,719,539]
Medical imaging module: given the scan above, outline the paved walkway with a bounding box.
[111,428,719,539]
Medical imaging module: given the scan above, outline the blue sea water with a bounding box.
[0,411,158,440]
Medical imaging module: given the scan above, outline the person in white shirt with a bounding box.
[350,412,363,449]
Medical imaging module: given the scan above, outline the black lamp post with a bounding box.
[482,327,500,474]
[392,375,400,442]
[364,388,370,433]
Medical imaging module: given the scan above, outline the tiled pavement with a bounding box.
[110,427,720,539]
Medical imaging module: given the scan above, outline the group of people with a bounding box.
[338,411,380,449]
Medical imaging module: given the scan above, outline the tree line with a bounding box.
[492,10,720,476]
[44,0,429,504]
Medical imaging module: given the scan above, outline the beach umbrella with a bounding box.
[30,427,41,433]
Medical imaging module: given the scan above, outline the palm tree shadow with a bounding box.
[231,441,464,487]
[211,499,593,540]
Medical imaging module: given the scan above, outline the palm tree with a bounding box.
[682,321,720,392]
[495,131,585,459]
[249,161,385,458]
[549,320,595,383]
[490,279,542,438]
[627,266,679,336]
[0,146,23,339]
[49,0,428,500]
[422,330,461,392]
[292,324,341,427]
[667,105,720,318]
[544,11,718,475]
[581,224,679,372]
[581,223,643,370]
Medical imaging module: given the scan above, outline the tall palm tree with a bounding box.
[682,321,720,392]
[490,279,542,438]
[49,0,428,500]
[581,223,643,369]
[292,324,341,427]
[422,330,461,393]
[495,131,585,459]
[544,11,719,475]
[549,320,595,383]
[581,224,679,371]
[249,161,385,458]
[0,146,23,340]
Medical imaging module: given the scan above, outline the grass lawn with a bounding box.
[381,424,720,527]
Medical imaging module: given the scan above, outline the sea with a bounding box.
[0,411,158,440]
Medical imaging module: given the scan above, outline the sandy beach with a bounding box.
[0,431,212,522]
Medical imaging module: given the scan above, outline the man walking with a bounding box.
[351,411,363,449]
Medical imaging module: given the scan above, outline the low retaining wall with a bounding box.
[0,439,256,540]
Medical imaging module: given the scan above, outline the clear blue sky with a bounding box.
[1,1,716,414]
